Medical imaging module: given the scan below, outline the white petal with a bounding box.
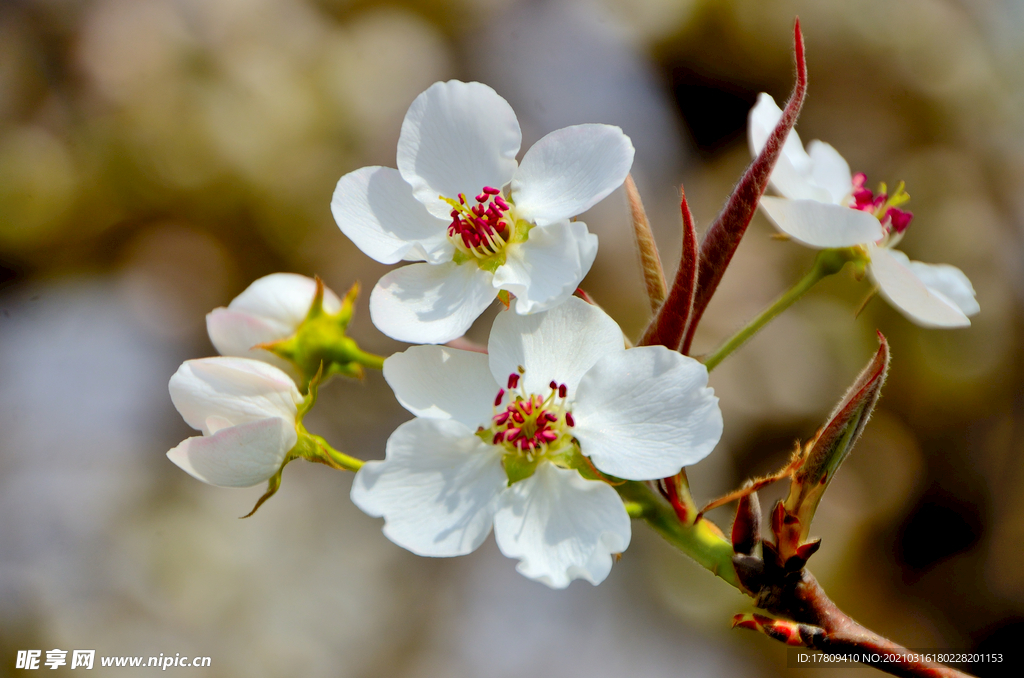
[868,246,971,328]
[397,81,521,219]
[492,221,598,315]
[169,357,301,434]
[748,92,827,201]
[488,296,624,398]
[206,308,297,373]
[369,262,498,344]
[510,124,634,226]
[572,346,722,480]
[492,463,630,589]
[903,258,980,317]
[807,140,853,205]
[332,166,453,265]
[167,417,296,488]
[383,345,500,427]
[759,196,884,248]
[350,418,506,557]
[229,273,342,325]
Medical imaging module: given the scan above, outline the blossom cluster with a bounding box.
[165,75,978,590]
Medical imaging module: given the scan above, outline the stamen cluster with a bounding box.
[850,173,913,236]
[443,186,513,258]
[489,371,575,457]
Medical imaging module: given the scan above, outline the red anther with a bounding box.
[521,400,533,415]
[512,411,525,424]
[450,210,459,218]
[475,193,487,203]
[507,373,519,389]
[494,389,505,407]
[565,412,575,427]
[852,173,868,189]
[472,204,485,216]
[493,411,510,425]
[558,384,567,398]
[484,186,500,195]
[539,429,558,443]
[549,380,557,390]
[505,427,521,441]
[494,197,509,210]
[458,193,467,204]
[543,412,558,423]
[886,207,913,233]
[492,432,504,444]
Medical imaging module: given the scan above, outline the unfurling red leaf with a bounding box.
[681,19,808,355]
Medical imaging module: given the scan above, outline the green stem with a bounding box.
[701,249,850,372]
[617,481,740,588]
[315,435,364,472]
[350,348,386,371]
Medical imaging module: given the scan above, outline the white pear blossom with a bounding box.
[206,273,342,376]
[332,80,635,344]
[351,297,722,588]
[167,357,303,487]
[750,93,979,328]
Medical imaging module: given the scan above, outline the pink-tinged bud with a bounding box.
[507,373,519,389]
[494,389,505,407]
[565,412,575,427]
[886,207,913,233]
[558,384,567,398]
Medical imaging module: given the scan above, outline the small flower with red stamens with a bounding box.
[352,297,723,588]
[332,80,635,345]
[749,92,978,328]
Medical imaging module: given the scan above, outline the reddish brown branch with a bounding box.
[743,569,975,678]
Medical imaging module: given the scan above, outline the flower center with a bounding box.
[487,371,575,460]
[848,173,913,246]
[442,187,514,259]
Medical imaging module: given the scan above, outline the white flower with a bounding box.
[350,297,723,588]
[749,93,979,328]
[332,80,635,344]
[206,273,342,377]
[167,357,303,487]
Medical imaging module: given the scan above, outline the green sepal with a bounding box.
[258,278,385,393]
[241,467,284,519]
[503,452,539,485]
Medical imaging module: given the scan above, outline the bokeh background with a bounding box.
[2,0,1023,676]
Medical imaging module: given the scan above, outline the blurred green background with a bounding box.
[2,0,1022,676]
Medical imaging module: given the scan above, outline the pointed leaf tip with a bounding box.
[625,174,667,313]
[682,18,808,353]
[640,185,698,350]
